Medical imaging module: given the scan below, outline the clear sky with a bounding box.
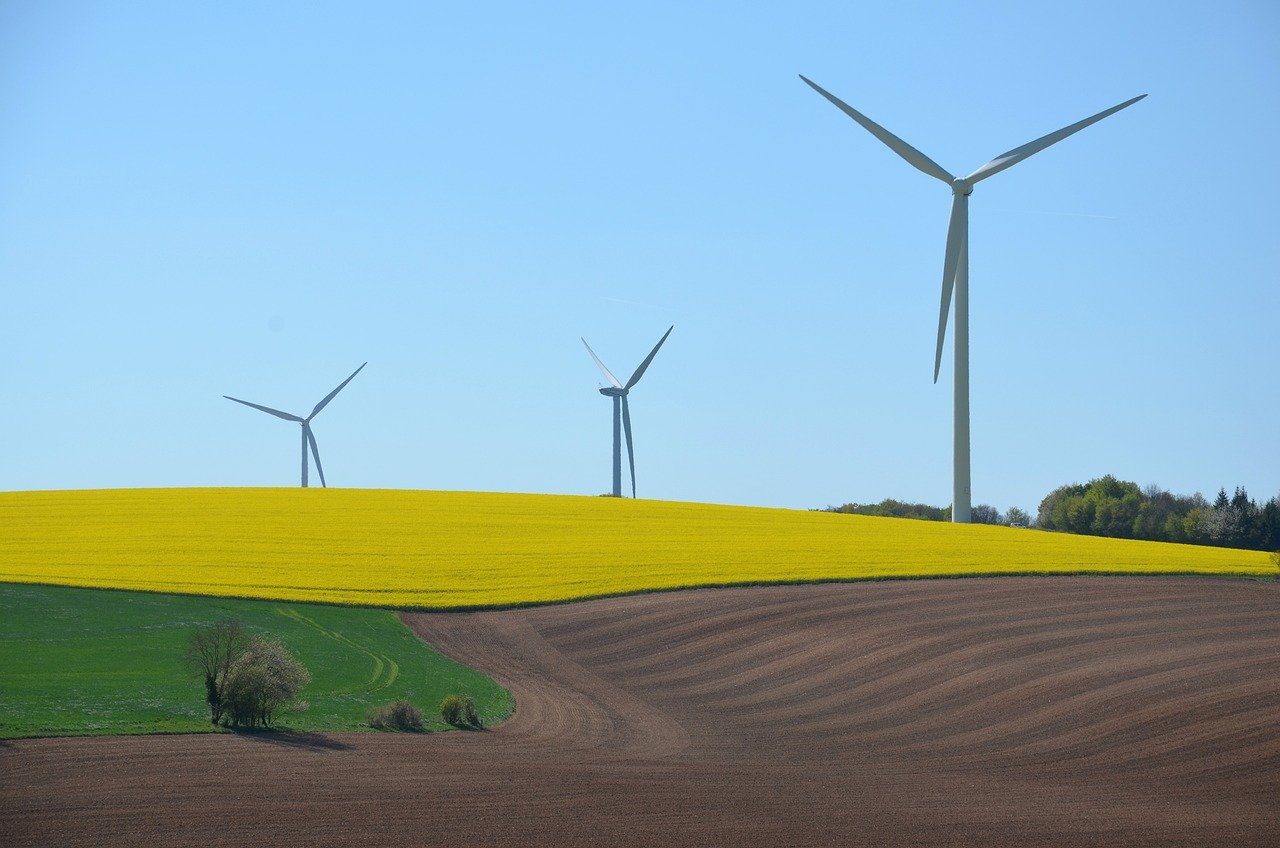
[2,0,1277,514]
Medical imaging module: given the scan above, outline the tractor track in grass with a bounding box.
[2,577,1278,847]
[274,607,400,692]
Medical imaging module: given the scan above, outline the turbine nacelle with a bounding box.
[599,387,628,398]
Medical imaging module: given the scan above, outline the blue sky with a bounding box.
[2,0,1277,514]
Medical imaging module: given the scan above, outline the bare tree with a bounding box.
[182,618,249,725]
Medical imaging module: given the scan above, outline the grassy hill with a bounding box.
[1,488,1271,609]
[0,583,513,739]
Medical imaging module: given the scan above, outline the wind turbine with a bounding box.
[800,76,1144,522]
[581,326,674,498]
[224,362,367,487]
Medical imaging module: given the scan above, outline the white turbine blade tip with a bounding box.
[582,338,623,388]
[799,76,954,185]
[310,362,367,419]
[624,325,674,390]
[967,93,1148,184]
[224,395,303,422]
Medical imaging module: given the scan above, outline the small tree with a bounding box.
[971,504,1003,525]
[182,618,249,725]
[1006,507,1032,528]
[222,638,311,728]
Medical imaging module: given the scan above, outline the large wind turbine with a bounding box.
[224,362,367,487]
[800,76,1144,522]
[582,326,674,498]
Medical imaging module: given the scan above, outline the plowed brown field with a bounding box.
[3,577,1278,847]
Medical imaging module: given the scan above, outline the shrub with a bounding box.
[368,700,424,731]
[440,694,463,725]
[221,638,311,728]
[440,693,481,728]
[463,696,482,729]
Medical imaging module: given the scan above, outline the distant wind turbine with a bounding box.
[800,75,1144,522]
[582,326,674,498]
[224,363,367,487]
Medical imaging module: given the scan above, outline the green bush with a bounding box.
[463,696,482,728]
[439,693,481,728]
[221,638,310,728]
[367,700,424,731]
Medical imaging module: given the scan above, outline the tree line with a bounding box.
[1037,476,1280,551]
[824,499,1032,528]
[825,474,1280,553]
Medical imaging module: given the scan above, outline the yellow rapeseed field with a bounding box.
[0,488,1271,609]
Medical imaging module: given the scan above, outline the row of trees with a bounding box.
[826,498,951,522]
[1037,476,1280,551]
[825,499,1031,527]
[826,476,1280,553]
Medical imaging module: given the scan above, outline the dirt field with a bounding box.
[3,577,1278,846]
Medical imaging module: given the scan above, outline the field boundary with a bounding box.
[1,568,1272,615]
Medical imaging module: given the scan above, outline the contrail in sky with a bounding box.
[989,208,1121,221]
[600,296,668,309]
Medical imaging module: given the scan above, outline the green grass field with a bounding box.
[0,583,513,739]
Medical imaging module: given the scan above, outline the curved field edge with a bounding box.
[0,488,1272,610]
[0,583,513,740]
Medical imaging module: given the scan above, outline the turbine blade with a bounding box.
[223,395,303,422]
[581,338,623,388]
[306,425,327,488]
[622,394,636,499]
[966,94,1146,184]
[934,194,968,383]
[310,362,367,420]
[799,75,954,185]
[624,325,673,390]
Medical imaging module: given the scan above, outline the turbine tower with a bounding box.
[800,76,1144,522]
[224,362,367,487]
[582,326,674,498]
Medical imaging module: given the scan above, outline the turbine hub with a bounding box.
[951,178,973,196]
